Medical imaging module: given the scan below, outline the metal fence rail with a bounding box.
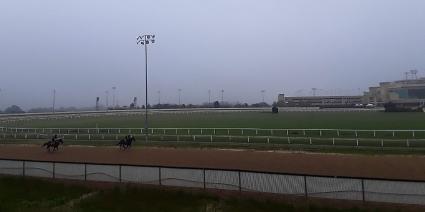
[1,132,425,149]
[0,158,424,206]
[2,127,425,139]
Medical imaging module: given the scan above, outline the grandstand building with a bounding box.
[363,78,425,106]
[277,94,362,107]
[278,77,425,108]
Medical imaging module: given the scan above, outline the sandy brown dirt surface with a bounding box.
[1,144,425,181]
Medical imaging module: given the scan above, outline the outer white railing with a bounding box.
[1,127,424,138]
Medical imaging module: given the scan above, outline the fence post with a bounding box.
[119,165,122,182]
[159,168,162,186]
[203,169,206,189]
[337,130,340,137]
[355,130,358,137]
[304,175,308,198]
[247,136,250,143]
[381,139,384,148]
[406,139,410,147]
[309,137,312,145]
[210,135,213,142]
[392,131,395,137]
[84,163,87,181]
[286,129,289,136]
[267,137,270,144]
[374,130,376,137]
[287,137,291,144]
[412,131,415,138]
[238,171,241,192]
[332,138,335,145]
[356,139,359,147]
[320,130,322,136]
[361,179,365,203]
[22,161,25,177]
[53,162,56,179]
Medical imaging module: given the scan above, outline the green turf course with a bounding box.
[5,111,425,130]
[0,176,404,212]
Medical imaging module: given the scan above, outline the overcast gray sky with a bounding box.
[1,0,425,109]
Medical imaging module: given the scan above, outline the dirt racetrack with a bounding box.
[1,144,425,181]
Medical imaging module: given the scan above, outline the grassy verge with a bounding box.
[0,176,91,212]
[0,176,409,212]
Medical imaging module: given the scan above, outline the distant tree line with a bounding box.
[0,101,276,114]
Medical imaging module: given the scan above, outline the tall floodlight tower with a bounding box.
[261,90,266,102]
[178,89,182,105]
[96,97,100,111]
[221,89,224,103]
[411,70,418,80]
[52,89,56,113]
[105,90,109,109]
[137,34,155,142]
[157,90,161,105]
[112,86,116,108]
[208,89,211,105]
[312,88,318,96]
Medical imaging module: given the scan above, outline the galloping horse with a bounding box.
[117,135,136,150]
[42,138,64,152]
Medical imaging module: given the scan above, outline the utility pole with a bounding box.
[137,34,156,142]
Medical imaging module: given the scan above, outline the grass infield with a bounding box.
[5,111,425,130]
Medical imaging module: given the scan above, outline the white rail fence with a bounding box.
[1,127,424,138]
[1,133,425,148]
[0,158,424,206]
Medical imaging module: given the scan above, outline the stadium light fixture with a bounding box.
[137,34,156,142]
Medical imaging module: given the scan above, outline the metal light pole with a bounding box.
[178,89,182,105]
[158,90,161,105]
[208,89,211,105]
[137,34,155,142]
[112,87,116,108]
[261,90,265,102]
[105,90,109,109]
[52,89,56,113]
[221,89,224,103]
